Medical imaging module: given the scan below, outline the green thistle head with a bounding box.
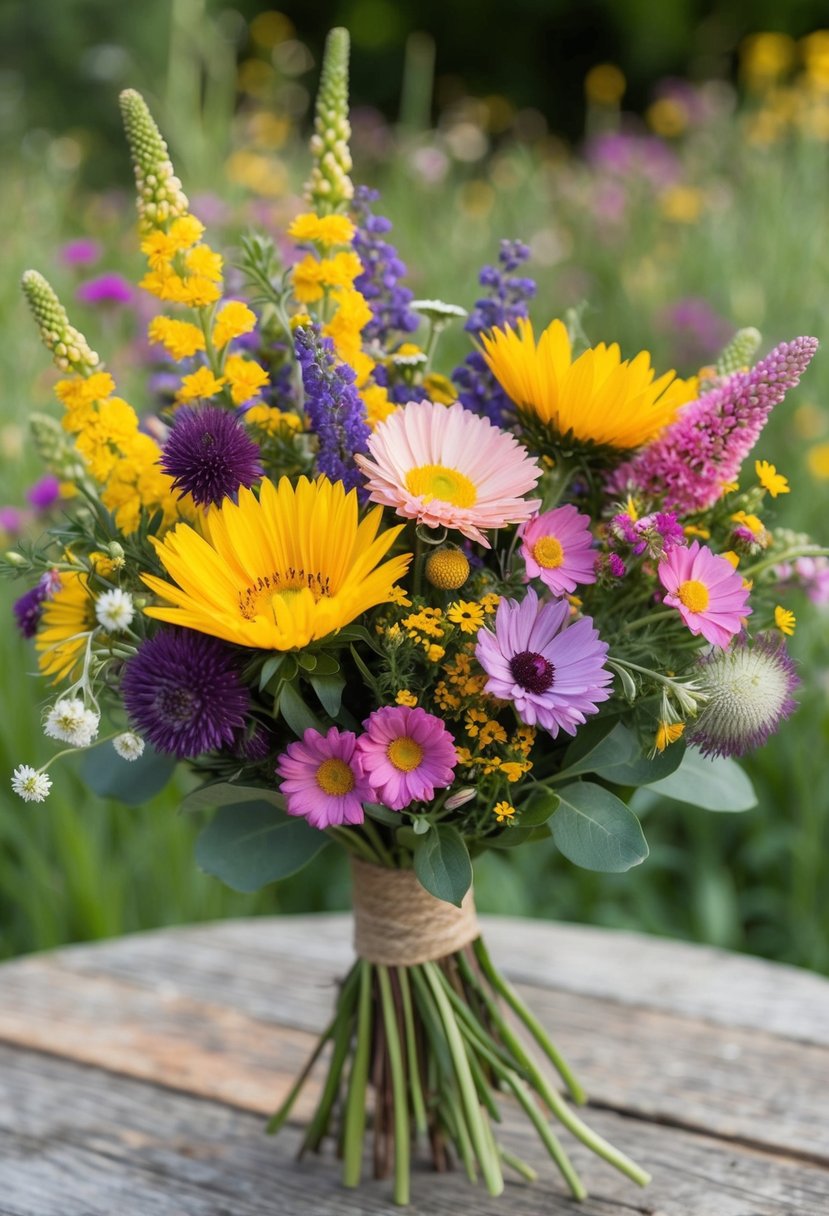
[305,27,354,213]
[716,327,762,377]
[21,270,99,374]
[119,88,189,232]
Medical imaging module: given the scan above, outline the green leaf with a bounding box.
[195,802,328,892]
[485,825,540,849]
[349,645,381,696]
[592,735,687,786]
[413,824,473,907]
[551,782,649,872]
[79,742,177,806]
[298,651,318,672]
[258,653,288,691]
[643,749,757,812]
[519,788,561,826]
[559,719,634,779]
[180,781,285,815]
[364,802,401,827]
[311,652,341,676]
[309,672,346,718]
[278,680,323,736]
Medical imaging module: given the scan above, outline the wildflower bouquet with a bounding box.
[6,27,827,1208]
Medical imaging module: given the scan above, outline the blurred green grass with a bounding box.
[1,81,828,969]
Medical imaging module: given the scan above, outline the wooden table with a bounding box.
[1,916,828,1215]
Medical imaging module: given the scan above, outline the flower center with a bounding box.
[239,568,332,619]
[157,686,197,724]
[405,463,477,508]
[677,579,710,614]
[532,535,564,569]
[316,758,355,796]
[387,735,424,772]
[510,650,555,694]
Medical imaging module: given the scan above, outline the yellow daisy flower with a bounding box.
[36,571,96,682]
[212,302,257,350]
[142,477,411,651]
[447,600,485,634]
[224,354,269,405]
[774,605,796,636]
[481,318,694,450]
[493,801,516,823]
[754,459,790,497]
[176,366,226,402]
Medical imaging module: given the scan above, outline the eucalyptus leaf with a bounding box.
[309,672,345,718]
[364,802,401,827]
[258,653,287,691]
[80,742,177,807]
[592,737,687,787]
[195,802,328,892]
[519,788,561,826]
[486,825,540,849]
[413,824,473,906]
[180,781,285,815]
[559,719,633,779]
[643,749,757,812]
[278,680,324,736]
[551,782,649,872]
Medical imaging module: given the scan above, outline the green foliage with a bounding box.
[413,824,473,906]
[551,783,650,872]
[80,743,176,807]
[640,752,758,813]
[195,801,330,893]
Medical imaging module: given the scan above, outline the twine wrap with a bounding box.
[351,858,479,966]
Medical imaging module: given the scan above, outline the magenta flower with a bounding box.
[60,238,102,267]
[76,273,134,306]
[475,588,613,737]
[357,706,457,811]
[277,727,372,830]
[658,541,751,648]
[26,475,61,512]
[519,504,597,595]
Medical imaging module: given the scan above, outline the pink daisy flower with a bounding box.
[354,400,542,547]
[658,540,752,648]
[520,504,597,594]
[276,726,373,830]
[475,588,613,737]
[357,706,458,811]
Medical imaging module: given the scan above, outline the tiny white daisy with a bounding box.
[44,698,100,748]
[95,588,135,632]
[410,299,468,320]
[11,765,52,803]
[113,731,145,761]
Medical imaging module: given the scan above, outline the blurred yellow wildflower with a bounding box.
[774,605,796,636]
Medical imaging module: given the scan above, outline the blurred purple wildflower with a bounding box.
[13,570,62,639]
[453,240,536,426]
[352,186,418,343]
[610,337,818,512]
[658,297,733,370]
[26,475,61,512]
[76,273,134,306]
[60,238,102,267]
[294,325,370,493]
[0,506,23,535]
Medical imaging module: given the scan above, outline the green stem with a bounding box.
[504,1074,587,1201]
[468,941,586,1104]
[620,608,675,634]
[397,967,428,1136]
[342,960,372,1188]
[378,966,410,1206]
[499,1145,538,1183]
[361,817,394,867]
[423,962,504,1197]
[266,1013,337,1134]
[327,825,378,864]
[299,965,360,1151]
[743,544,829,580]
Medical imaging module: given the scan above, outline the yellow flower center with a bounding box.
[387,736,423,772]
[239,569,331,619]
[677,579,710,613]
[316,758,355,796]
[532,536,564,569]
[405,464,477,508]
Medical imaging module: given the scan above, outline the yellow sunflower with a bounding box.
[481,318,696,450]
[142,476,411,651]
[36,571,96,682]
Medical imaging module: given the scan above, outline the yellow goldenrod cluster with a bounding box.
[22,273,181,534]
[740,32,829,145]
[243,404,304,437]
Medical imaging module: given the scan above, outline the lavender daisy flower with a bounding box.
[122,628,249,759]
[453,239,536,426]
[294,325,370,493]
[352,186,419,343]
[688,635,799,758]
[475,588,613,737]
[76,273,135,306]
[610,337,818,513]
[13,570,61,639]
[161,405,263,506]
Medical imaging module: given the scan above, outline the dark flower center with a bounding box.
[510,649,555,694]
[156,686,198,724]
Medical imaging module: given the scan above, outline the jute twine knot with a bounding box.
[351,858,479,966]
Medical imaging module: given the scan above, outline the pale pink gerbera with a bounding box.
[520,504,597,595]
[356,706,458,811]
[354,399,542,547]
[658,540,751,648]
[276,726,373,829]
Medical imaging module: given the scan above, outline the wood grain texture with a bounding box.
[1,915,828,1215]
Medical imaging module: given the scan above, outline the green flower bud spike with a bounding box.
[30,413,86,482]
[119,88,189,233]
[305,27,354,213]
[21,270,99,374]
[716,327,762,377]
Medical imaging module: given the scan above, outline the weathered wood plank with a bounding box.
[29,915,829,1044]
[1,1044,828,1216]
[1,937,827,1161]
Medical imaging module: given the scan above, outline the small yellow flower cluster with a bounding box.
[140,215,224,309]
[55,372,181,533]
[244,405,304,437]
[395,689,418,707]
[493,801,516,824]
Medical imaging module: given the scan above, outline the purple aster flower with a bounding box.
[76,273,134,306]
[13,570,61,639]
[60,238,102,267]
[688,635,799,758]
[294,325,370,493]
[277,726,373,829]
[611,509,685,559]
[610,336,818,513]
[26,475,61,512]
[351,186,419,343]
[161,405,263,507]
[453,239,536,426]
[122,628,249,759]
[475,588,613,737]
